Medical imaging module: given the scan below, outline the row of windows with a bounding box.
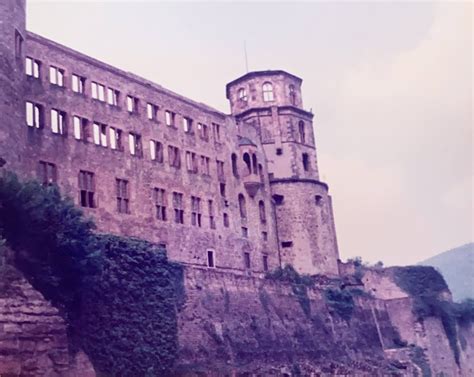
[25,57,223,141]
[206,249,269,271]
[38,162,268,229]
[237,82,297,105]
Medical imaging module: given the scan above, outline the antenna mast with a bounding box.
[244,41,249,73]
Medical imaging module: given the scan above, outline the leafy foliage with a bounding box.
[324,288,355,321]
[452,299,474,326]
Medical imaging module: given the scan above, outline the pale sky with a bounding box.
[27,1,473,266]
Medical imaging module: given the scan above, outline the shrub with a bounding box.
[324,288,354,321]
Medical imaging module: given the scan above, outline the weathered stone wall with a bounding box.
[0,267,95,377]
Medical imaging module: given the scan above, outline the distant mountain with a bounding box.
[418,243,474,302]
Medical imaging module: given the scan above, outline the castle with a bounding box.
[0,0,339,277]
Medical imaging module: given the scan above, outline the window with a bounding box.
[38,161,57,185]
[242,227,248,238]
[207,250,215,268]
[216,160,225,181]
[262,231,268,241]
[220,183,226,198]
[109,127,122,150]
[299,121,305,143]
[198,123,209,141]
[201,155,210,176]
[25,57,40,78]
[212,123,221,142]
[72,74,85,94]
[93,123,107,147]
[243,153,251,175]
[15,30,23,58]
[252,154,258,174]
[91,82,105,101]
[107,88,119,106]
[289,85,296,105]
[259,200,266,224]
[73,116,88,141]
[183,117,193,133]
[273,194,284,205]
[147,103,159,120]
[49,66,64,87]
[208,200,216,229]
[231,153,239,177]
[154,188,167,221]
[238,87,247,101]
[128,133,142,156]
[282,241,293,248]
[262,255,269,271]
[168,146,181,168]
[263,82,274,102]
[173,192,184,224]
[127,95,139,113]
[223,213,229,228]
[25,101,42,128]
[315,195,323,206]
[50,109,66,135]
[150,140,164,162]
[186,151,198,173]
[116,179,129,214]
[165,110,175,127]
[244,252,251,269]
[302,153,310,171]
[191,196,202,227]
[258,164,264,183]
[78,170,95,208]
[238,194,247,219]
[276,147,283,155]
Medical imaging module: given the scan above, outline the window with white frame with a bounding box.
[49,66,64,86]
[93,122,108,147]
[128,132,142,156]
[91,82,105,102]
[51,109,66,135]
[147,103,159,120]
[25,57,40,78]
[72,74,85,94]
[107,88,119,106]
[73,116,88,141]
[150,140,164,162]
[25,101,42,128]
[262,82,274,102]
[109,127,122,150]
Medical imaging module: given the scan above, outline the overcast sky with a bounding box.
[27,1,473,266]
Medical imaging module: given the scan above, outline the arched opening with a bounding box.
[238,193,247,219]
[231,153,239,177]
[259,200,266,223]
[238,87,247,101]
[299,121,305,144]
[243,153,251,175]
[262,82,274,102]
[252,153,258,175]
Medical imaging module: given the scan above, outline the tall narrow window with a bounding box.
[91,82,105,101]
[107,88,119,106]
[127,95,139,113]
[220,183,226,198]
[238,194,247,219]
[302,153,310,171]
[216,160,225,181]
[252,154,258,174]
[238,87,248,101]
[128,133,142,156]
[109,127,122,150]
[78,170,95,208]
[198,123,209,141]
[25,57,40,78]
[208,200,216,229]
[200,155,210,176]
[150,140,164,162]
[147,103,159,120]
[183,117,193,133]
[299,121,305,144]
[72,74,85,94]
[154,188,167,221]
[258,164,264,183]
[38,161,57,185]
[243,153,251,175]
[244,252,251,269]
[93,123,107,147]
[259,200,266,224]
[223,213,229,228]
[168,146,181,168]
[116,179,129,214]
[207,250,215,268]
[73,116,88,141]
[262,82,274,102]
[289,84,296,105]
[186,151,198,173]
[49,66,64,87]
[191,196,202,227]
[165,110,175,127]
[15,30,23,58]
[25,101,42,128]
[173,192,184,224]
[231,153,239,177]
[50,109,66,135]
[212,123,221,142]
[262,255,269,271]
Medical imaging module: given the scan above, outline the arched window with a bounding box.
[231,153,239,177]
[238,88,247,101]
[238,194,247,219]
[262,82,274,102]
[302,153,310,171]
[252,154,258,175]
[258,200,266,223]
[299,121,305,144]
[243,153,251,175]
[289,85,296,105]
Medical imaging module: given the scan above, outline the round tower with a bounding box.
[226,70,340,276]
[0,0,26,172]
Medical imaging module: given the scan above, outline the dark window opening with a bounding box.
[207,250,215,268]
[241,227,248,238]
[281,241,293,248]
[116,178,130,214]
[272,194,284,205]
[223,213,230,228]
[220,182,226,198]
[315,195,323,206]
[231,153,239,177]
[262,255,269,271]
[276,148,283,155]
[302,153,310,171]
[238,193,247,219]
[252,154,258,174]
[243,153,251,175]
[79,170,95,208]
[38,161,57,185]
[299,120,306,143]
[244,252,251,269]
[258,200,266,223]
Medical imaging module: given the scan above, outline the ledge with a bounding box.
[269,177,329,191]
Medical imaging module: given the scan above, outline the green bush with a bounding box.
[324,288,354,321]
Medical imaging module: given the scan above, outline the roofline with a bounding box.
[226,70,303,99]
[270,178,329,191]
[233,105,314,120]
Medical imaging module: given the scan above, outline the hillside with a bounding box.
[418,243,474,302]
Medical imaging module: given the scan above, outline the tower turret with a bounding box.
[227,70,340,276]
[0,0,26,172]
